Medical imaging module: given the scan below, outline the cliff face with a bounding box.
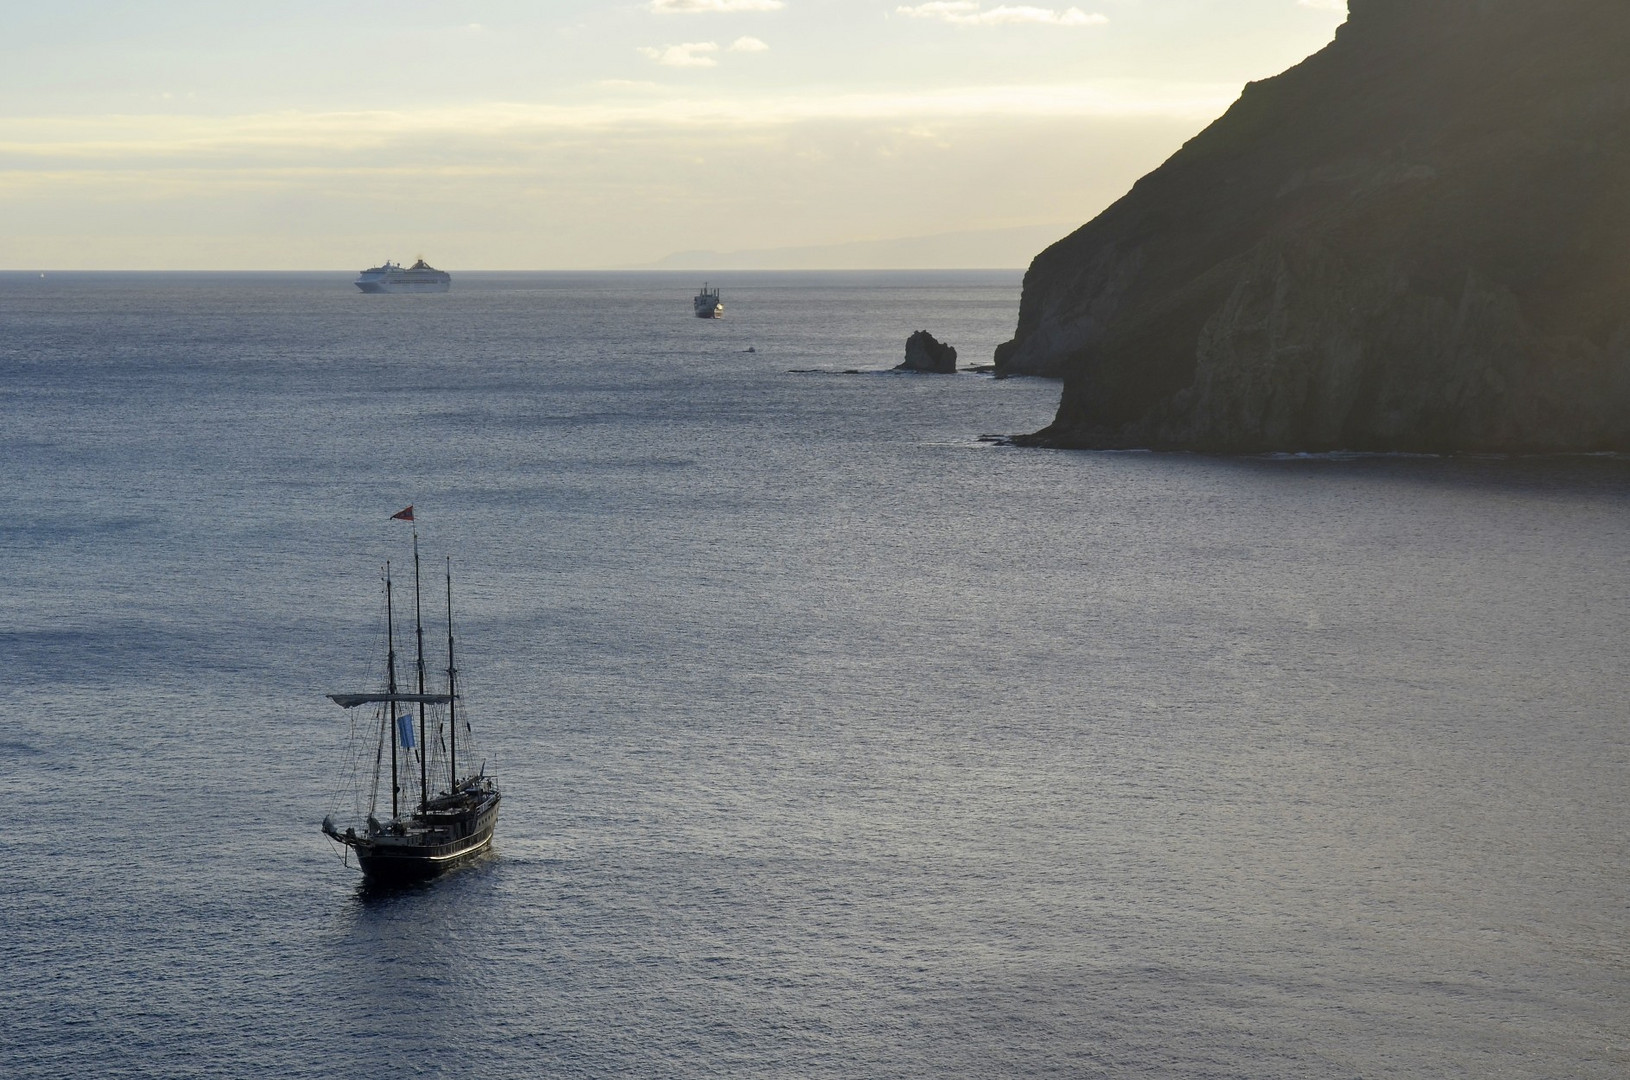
[997,0,1630,452]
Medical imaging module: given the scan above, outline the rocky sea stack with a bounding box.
[997,0,1630,452]
[898,331,959,374]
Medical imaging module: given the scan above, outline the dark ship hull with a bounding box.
[326,785,501,882]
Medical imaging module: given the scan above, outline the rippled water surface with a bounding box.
[2,271,1627,1078]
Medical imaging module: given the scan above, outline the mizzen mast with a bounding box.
[446,557,458,789]
[412,528,429,813]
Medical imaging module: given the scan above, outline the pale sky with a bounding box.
[0,1,1348,269]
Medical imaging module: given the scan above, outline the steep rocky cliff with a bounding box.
[997,0,1630,451]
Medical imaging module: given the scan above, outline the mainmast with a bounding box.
[446,557,458,788]
[385,562,400,820]
[413,529,428,813]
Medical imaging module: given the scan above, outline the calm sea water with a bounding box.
[1,271,1627,1079]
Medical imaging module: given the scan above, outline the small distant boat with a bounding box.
[694,283,723,319]
[322,509,500,881]
[355,259,452,294]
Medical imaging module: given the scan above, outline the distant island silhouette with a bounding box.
[644,223,1073,272]
[998,0,1630,453]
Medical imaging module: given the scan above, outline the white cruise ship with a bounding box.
[355,258,452,294]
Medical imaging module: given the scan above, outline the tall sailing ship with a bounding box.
[322,511,500,881]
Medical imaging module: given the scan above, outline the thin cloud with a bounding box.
[0,82,1240,166]
[648,0,784,12]
[896,2,1107,26]
[637,42,721,67]
[729,37,770,52]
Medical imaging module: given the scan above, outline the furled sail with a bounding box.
[328,692,454,709]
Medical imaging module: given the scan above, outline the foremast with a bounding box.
[386,563,400,820]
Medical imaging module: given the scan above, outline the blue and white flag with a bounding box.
[396,714,416,749]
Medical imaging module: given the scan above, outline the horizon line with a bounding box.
[0,265,1034,274]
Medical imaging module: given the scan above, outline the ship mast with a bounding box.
[413,529,428,813]
[446,557,458,789]
[385,563,400,820]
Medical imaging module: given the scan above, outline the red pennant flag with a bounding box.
[390,506,414,522]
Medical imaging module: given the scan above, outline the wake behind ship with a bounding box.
[321,510,499,882]
[355,259,452,293]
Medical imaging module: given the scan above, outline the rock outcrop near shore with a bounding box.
[996,0,1630,452]
[898,331,958,374]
